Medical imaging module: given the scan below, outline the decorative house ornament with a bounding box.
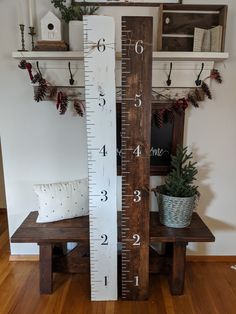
[41,11,61,41]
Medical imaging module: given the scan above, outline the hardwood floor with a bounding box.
[1,211,236,314]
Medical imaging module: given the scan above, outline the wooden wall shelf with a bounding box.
[12,51,229,62]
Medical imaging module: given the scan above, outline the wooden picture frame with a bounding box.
[73,1,181,7]
[116,102,184,176]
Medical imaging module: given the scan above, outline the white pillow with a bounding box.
[34,179,88,223]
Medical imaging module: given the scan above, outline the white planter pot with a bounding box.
[69,20,83,51]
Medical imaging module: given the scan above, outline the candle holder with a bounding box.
[18,24,28,51]
[28,26,36,50]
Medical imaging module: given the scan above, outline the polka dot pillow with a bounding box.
[33,179,88,223]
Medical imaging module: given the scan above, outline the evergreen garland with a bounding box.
[159,145,198,197]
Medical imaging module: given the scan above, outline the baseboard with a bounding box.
[9,255,39,262]
[187,255,236,262]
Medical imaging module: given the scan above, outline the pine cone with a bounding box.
[59,93,68,115]
[188,93,199,108]
[49,86,57,98]
[194,88,205,101]
[31,72,42,84]
[18,59,27,69]
[211,69,222,84]
[25,62,33,81]
[74,99,85,117]
[201,81,212,99]
[173,98,189,112]
[34,80,48,102]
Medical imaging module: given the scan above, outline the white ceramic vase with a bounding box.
[69,20,83,51]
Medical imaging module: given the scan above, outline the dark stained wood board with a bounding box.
[121,16,153,300]
[11,211,89,243]
[72,1,182,7]
[116,102,185,175]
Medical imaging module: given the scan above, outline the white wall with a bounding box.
[0,0,235,256]
[0,142,6,208]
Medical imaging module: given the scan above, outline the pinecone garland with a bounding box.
[49,86,58,98]
[25,62,34,81]
[59,93,68,115]
[18,59,27,69]
[34,79,48,102]
[201,81,212,99]
[194,88,205,101]
[31,72,42,84]
[211,69,222,83]
[188,93,199,108]
[74,99,85,117]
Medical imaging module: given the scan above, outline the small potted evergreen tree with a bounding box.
[153,145,199,228]
[51,0,98,51]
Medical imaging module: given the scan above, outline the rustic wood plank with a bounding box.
[170,242,187,295]
[160,4,228,52]
[11,212,89,243]
[150,212,215,243]
[121,16,153,300]
[219,5,228,51]
[163,13,220,35]
[40,244,53,294]
[157,4,163,51]
[11,211,214,244]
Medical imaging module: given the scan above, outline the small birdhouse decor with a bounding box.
[41,11,61,41]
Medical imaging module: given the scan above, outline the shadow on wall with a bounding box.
[188,144,236,255]
[0,138,6,209]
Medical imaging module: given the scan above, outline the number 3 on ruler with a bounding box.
[101,190,108,202]
[133,190,141,202]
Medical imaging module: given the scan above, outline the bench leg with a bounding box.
[170,242,187,295]
[39,244,53,294]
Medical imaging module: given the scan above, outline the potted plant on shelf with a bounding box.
[153,145,199,228]
[51,0,98,51]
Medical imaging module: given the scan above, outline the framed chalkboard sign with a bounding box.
[117,102,184,175]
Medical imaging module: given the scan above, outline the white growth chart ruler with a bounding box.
[83,15,117,301]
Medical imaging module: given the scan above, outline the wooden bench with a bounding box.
[11,211,215,295]
[11,212,89,294]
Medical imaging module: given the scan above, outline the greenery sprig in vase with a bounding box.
[154,145,200,228]
[157,145,199,198]
[51,0,99,23]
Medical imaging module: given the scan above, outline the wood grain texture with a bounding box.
[40,244,53,294]
[11,212,89,243]
[117,102,185,176]
[1,211,236,313]
[121,16,153,300]
[150,212,215,243]
[158,4,228,52]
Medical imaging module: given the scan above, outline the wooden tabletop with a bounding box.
[11,211,215,244]
[11,211,89,243]
[149,212,215,243]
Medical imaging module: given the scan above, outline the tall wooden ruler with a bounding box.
[83,16,117,301]
[121,17,153,300]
